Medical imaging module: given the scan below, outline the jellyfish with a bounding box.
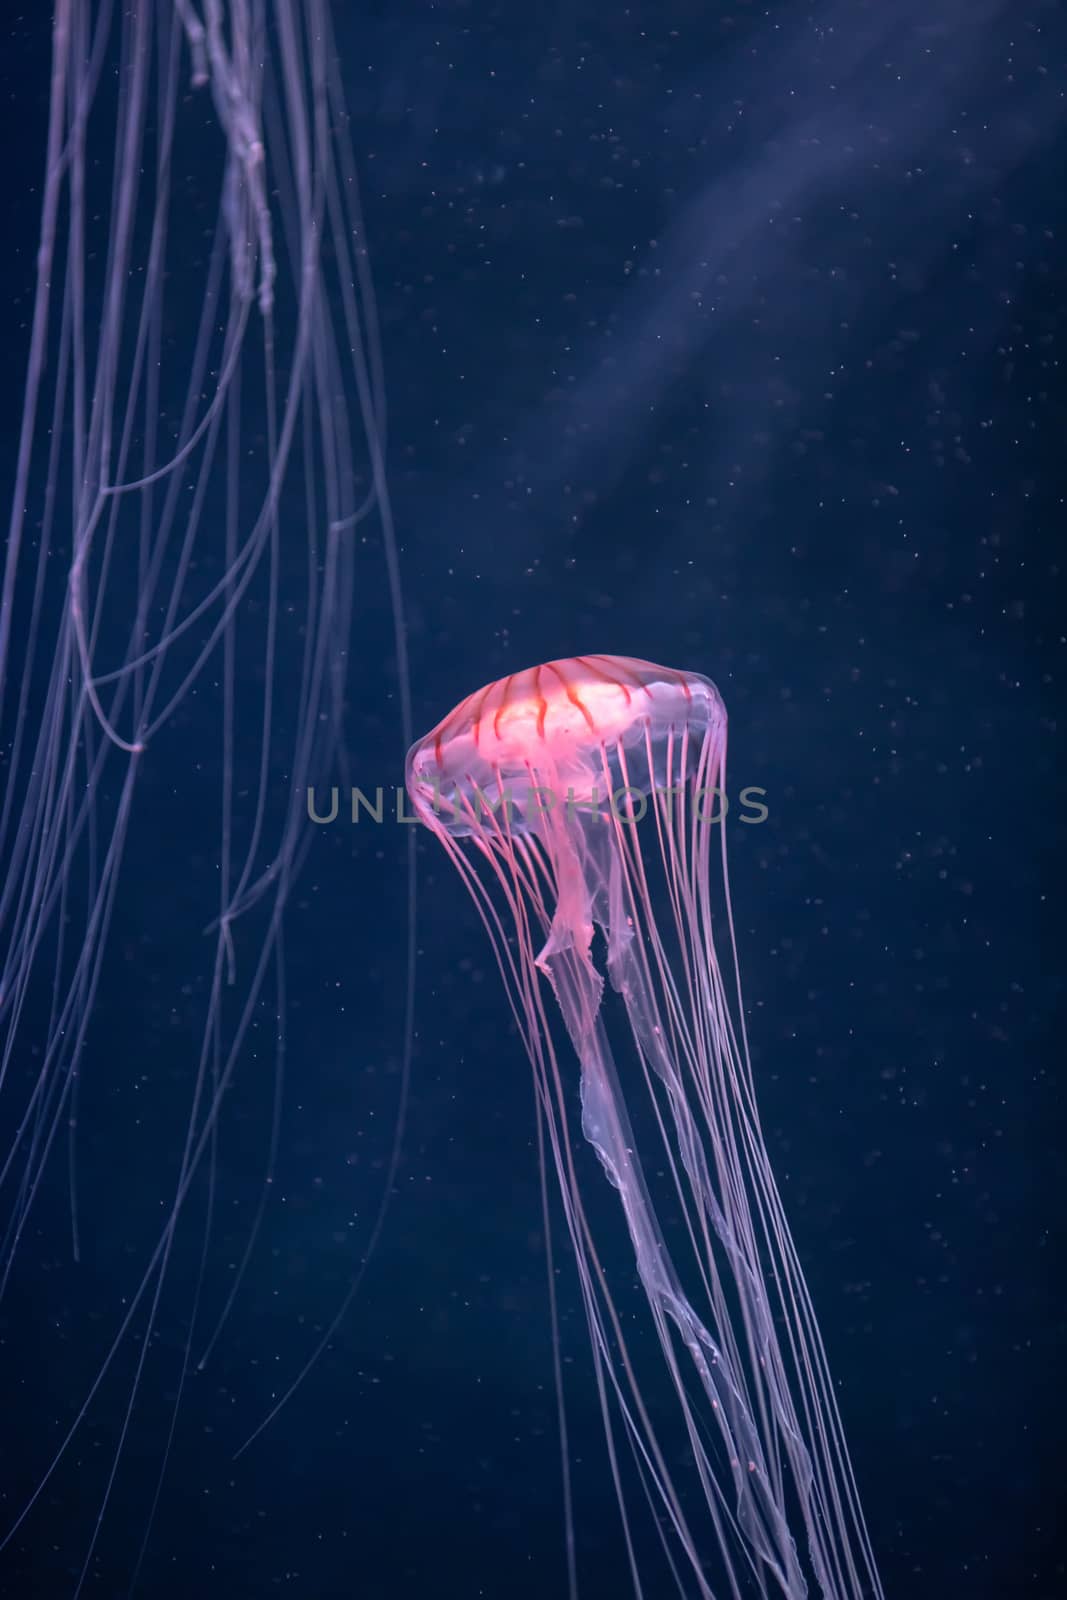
[0,3,410,1589]
[406,654,884,1600]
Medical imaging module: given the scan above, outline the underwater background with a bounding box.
[0,2,1063,1596]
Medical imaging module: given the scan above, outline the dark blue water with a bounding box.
[0,3,1063,1597]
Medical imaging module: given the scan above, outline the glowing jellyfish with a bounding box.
[1,4,409,1588]
[406,654,883,1600]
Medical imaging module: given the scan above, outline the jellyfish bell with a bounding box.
[406,653,725,831]
[405,654,728,973]
[407,654,882,1600]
